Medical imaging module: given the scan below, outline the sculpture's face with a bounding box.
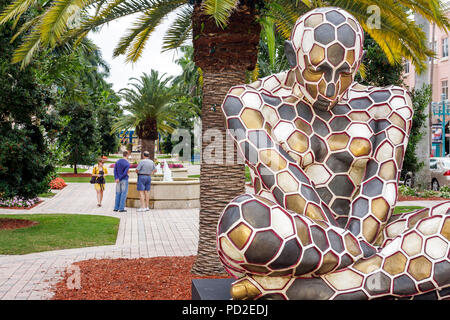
[286,7,364,111]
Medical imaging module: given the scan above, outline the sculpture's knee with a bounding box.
[217,193,303,277]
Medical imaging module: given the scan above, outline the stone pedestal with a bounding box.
[126,177,200,209]
[191,278,234,300]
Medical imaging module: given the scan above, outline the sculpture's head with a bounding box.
[285,7,364,111]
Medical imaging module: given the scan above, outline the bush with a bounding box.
[439,185,450,193]
[398,185,418,197]
[49,178,67,190]
[421,189,439,198]
[0,196,40,208]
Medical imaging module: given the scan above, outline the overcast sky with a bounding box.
[88,12,186,93]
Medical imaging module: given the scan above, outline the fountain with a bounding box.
[126,159,199,209]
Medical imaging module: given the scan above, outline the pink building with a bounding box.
[403,7,450,102]
[402,6,450,157]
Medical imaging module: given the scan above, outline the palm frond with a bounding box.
[201,0,237,28]
[40,0,90,47]
[0,0,37,25]
[10,12,44,42]
[161,4,192,52]
[11,28,42,68]
[112,0,185,62]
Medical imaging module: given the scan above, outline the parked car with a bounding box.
[430,157,450,191]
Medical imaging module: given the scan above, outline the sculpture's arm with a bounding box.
[221,85,338,226]
[345,89,414,245]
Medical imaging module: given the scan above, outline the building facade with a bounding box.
[403,6,450,159]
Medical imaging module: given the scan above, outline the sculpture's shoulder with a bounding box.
[345,83,413,124]
[223,71,293,113]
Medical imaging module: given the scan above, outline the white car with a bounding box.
[430,157,450,190]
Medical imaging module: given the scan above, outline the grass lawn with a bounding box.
[188,174,200,178]
[393,206,425,215]
[37,191,56,198]
[59,175,116,183]
[0,214,119,255]
[56,167,87,173]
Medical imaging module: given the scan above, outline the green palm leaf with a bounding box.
[201,0,237,28]
[161,4,192,52]
[112,0,185,62]
[0,0,37,24]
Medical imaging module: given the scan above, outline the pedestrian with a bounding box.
[135,150,156,212]
[113,150,130,212]
[91,158,108,207]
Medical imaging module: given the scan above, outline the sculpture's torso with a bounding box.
[229,69,412,227]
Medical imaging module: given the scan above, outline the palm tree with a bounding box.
[1,0,449,276]
[0,1,449,72]
[113,70,180,160]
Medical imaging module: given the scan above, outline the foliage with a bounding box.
[0,196,40,208]
[421,189,440,198]
[0,0,57,199]
[114,70,181,139]
[398,184,450,199]
[58,102,100,173]
[95,89,121,156]
[0,0,448,74]
[398,185,418,197]
[160,46,201,158]
[439,185,450,193]
[355,34,404,87]
[49,177,67,190]
[254,29,290,79]
[403,85,430,173]
[43,43,120,172]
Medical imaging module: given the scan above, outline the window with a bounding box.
[430,41,438,62]
[443,80,449,100]
[404,60,410,73]
[443,38,449,58]
[430,159,437,169]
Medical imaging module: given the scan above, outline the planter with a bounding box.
[126,177,200,209]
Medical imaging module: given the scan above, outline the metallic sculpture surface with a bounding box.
[217,7,450,300]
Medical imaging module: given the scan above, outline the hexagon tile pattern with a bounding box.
[217,7,450,300]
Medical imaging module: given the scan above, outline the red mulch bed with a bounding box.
[52,256,230,300]
[58,173,92,178]
[0,200,43,210]
[398,196,450,201]
[0,218,39,230]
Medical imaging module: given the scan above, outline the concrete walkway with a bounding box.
[0,181,448,300]
[0,183,199,300]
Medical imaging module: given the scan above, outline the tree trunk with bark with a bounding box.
[140,138,155,161]
[191,2,260,276]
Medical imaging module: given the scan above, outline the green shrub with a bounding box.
[439,185,450,193]
[398,185,418,197]
[421,189,439,198]
[439,191,450,198]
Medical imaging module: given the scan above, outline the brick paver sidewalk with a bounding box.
[0,183,199,300]
[0,182,446,300]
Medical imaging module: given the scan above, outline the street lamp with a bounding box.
[432,94,450,157]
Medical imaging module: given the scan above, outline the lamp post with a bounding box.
[432,94,450,157]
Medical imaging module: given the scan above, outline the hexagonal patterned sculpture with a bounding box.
[217,7,450,300]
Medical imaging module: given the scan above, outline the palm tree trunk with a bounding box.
[191,2,260,276]
[140,138,155,160]
[191,70,247,275]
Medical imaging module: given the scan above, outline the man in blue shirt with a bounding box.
[113,150,130,212]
